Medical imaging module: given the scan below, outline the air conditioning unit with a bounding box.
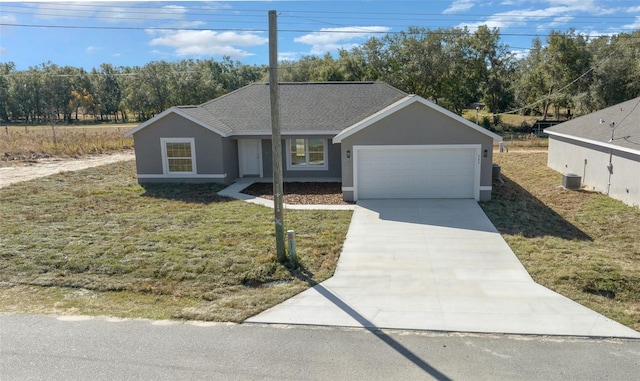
[562,173,581,190]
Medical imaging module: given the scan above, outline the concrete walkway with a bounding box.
[248,199,640,338]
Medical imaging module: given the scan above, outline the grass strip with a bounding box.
[482,151,640,331]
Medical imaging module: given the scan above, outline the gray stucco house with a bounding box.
[124,82,502,202]
[545,96,640,208]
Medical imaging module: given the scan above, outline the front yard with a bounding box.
[0,160,352,322]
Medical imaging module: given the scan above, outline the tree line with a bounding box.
[0,27,638,125]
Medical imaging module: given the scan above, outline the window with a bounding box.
[161,138,196,174]
[287,138,327,170]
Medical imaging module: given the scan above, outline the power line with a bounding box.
[9,2,638,20]
[3,22,637,41]
[499,34,638,116]
[0,23,268,33]
[3,2,637,31]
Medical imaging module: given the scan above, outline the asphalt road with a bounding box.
[1,314,639,380]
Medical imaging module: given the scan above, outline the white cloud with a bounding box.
[458,0,634,34]
[0,14,17,35]
[1,14,17,30]
[0,46,7,55]
[460,1,612,32]
[278,52,300,62]
[1,14,17,23]
[443,0,476,14]
[294,26,390,56]
[510,48,529,60]
[85,46,102,54]
[149,30,267,59]
[32,2,88,19]
[31,2,190,23]
[622,16,640,30]
[549,16,574,27]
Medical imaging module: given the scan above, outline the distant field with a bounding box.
[3,123,138,134]
[461,109,543,132]
[1,123,135,164]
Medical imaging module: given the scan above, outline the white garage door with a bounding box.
[355,145,479,200]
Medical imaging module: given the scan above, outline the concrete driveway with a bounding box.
[248,199,640,338]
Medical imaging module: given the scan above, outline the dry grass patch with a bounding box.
[0,161,352,321]
[481,150,640,330]
[1,125,134,165]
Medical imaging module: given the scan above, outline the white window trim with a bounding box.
[161,137,197,175]
[285,138,329,171]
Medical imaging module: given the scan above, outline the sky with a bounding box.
[1,0,639,71]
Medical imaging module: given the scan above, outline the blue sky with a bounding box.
[1,0,639,70]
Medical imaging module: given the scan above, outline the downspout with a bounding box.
[606,150,613,195]
[606,122,616,195]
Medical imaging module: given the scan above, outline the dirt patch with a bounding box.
[0,151,135,188]
[241,182,353,205]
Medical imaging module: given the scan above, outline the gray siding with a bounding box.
[548,136,640,208]
[340,102,494,201]
[132,112,232,184]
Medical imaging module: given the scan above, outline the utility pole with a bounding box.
[269,10,286,263]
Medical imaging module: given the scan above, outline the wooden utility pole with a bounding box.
[269,10,286,263]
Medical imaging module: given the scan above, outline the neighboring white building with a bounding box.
[545,97,640,208]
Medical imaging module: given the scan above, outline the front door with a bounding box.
[238,139,262,177]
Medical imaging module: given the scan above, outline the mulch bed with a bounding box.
[241,182,353,205]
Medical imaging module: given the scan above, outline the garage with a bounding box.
[354,145,480,200]
[332,95,502,202]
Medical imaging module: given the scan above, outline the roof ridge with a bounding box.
[198,83,261,107]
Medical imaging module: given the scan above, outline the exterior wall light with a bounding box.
[346,150,351,159]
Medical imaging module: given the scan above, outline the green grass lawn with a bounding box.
[0,161,352,321]
[482,150,640,331]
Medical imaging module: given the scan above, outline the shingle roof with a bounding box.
[177,105,234,135]
[197,82,408,134]
[545,97,640,153]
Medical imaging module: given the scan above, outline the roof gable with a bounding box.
[123,106,232,137]
[333,95,503,143]
[545,97,640,154]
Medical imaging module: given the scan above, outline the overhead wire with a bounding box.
[497,34,638,116]
[2,2,638,35]
[6,1,637,20]
[1,1,638,113]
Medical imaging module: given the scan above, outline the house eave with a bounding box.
[333,95,503,144]
[545,130,640,156]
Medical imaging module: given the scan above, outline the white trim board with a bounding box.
[137,173,227,179]
[545,130,640,156]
